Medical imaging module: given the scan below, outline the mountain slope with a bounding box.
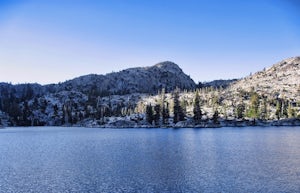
[201,79,238,88]
[0,61,196,126]
[229,56,300,100]
[53,61,196,95]
[1,57,300,127]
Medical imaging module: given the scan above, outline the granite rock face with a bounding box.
[229,56,300,101]
[53,61,196,95]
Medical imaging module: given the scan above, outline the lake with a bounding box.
[0,127,300,193]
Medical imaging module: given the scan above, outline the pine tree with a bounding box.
[62,103,72,124]
[9,100,21,126]
[236,103,245,119]
[222,104,228,120]
[0,98,2,111]
[84,105,91,118]
[73,112,78,124]
[22,101,31,126]
[248,92,259,120]
[146,104,154,124]
[260,98,268,120]
[68,109,73,124]
[180,99,187,117]
[282,100,288,118]
[288,103,296,118]
[173,89,185,124]
[163,102,170,125]
[53,104,59,118]
[275,99,282,120]
[32,97,39,109]
[79,112,83,121]
[212,110,219,124]
[154,104,161,126]
[62,105,66,124]
[211,94,219,110]
[193,90,202,123]
[161,88,169,125]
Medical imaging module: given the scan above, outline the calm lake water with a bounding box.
[0,127,300,193]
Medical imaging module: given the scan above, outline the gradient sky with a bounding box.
[0,0,299,85]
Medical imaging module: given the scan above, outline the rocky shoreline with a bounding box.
[1,118,300,129]
[76,118,300,129]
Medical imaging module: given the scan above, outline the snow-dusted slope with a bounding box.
[229,56,300,100]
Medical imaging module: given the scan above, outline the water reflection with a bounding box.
[0,127,300,192]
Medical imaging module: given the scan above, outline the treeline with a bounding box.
[0,88,139,126]
[144,87,300,126]
[232,90,299,121]
[144,88,219,126]
[0,84,299,127]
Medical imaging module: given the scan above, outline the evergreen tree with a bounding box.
[154,104,161,126]
[41,99,47,114]
[0,98,2,111]
[288,103,296,118]
[96,96,102,120]
[32,97,39,109]
[73,112,78,124]
[163,102,170,125]
[107,95,112,117]
[23,84,34,100]
[62,105,66,125]
[211,94,219,110]
[62,103,72,124]
[248,92,259,120]
[259,97,268,120]
[193,90,202,123]
[146,104,154,124]
[282,100,288,118]
[53,104,59,118]
[67,110,73,124]
[236,103,245,119]
[173,89,185,124]
[222,104,228,120]
[9,101,21,126]
[161,88,169,125]
[180,99,187,117]
[22,101,31,126]
[84,105,91,118]
[79,112,84,121]
[212,110,219,124]
[275,99,282,120]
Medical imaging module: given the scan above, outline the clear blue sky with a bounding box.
[0,0,299,84]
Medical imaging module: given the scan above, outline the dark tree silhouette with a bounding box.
[193,90,202,123]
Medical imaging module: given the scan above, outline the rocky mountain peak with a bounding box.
[140,61,183,75]
[269,56,300,72]
[154,61,180,69]
[278,56,300,65]
[53,61,196,95]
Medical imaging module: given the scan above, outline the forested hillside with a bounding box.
[0,57,300,127]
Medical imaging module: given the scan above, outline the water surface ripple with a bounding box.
[0,127,300,193]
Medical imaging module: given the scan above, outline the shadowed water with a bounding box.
[0,127,300,193]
